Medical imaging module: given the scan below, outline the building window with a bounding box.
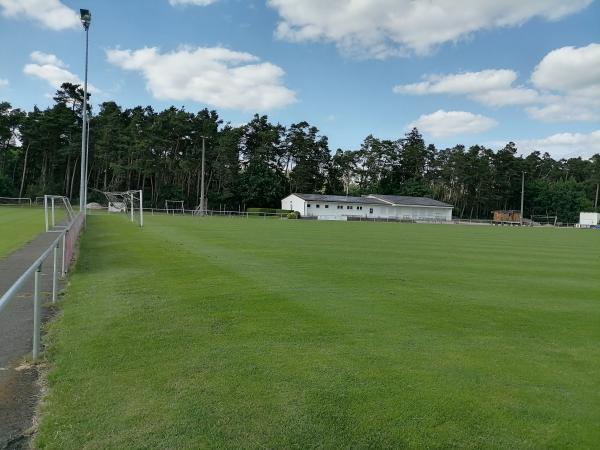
[316,204,320,208]
[325,204,329,208]
[307,204,311,208]
[347,205,353,210]
[369,208,373,214]
[337,205,343,209]
[357,206,363,210]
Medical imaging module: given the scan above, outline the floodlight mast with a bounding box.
[79,9,91,213]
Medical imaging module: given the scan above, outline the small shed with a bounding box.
[492,210,521,224]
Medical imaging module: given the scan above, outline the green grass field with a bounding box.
[0,207,48,257]
[37,216,600,449]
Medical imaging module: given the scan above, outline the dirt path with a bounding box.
[0,231,67,449]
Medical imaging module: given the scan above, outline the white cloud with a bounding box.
[526,97,600,122]
[30,50,66,67]
[395,43,600,122]
[0,78,8,87]
[0,0,79,30]
[267,0,592,58]
[23,51,98,93]
[409,110,497,138]
[168,0,218,5]
[394,69,539,107]
[517,130,600,159]
[531,43,600,96]
[106,46,296,112]
[528,43,600,122]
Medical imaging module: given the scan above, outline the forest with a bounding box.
[1,83,598,222]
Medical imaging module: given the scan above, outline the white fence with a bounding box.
[0,212,85,360]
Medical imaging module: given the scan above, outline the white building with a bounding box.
[281,193,453,221]
[579,212,600,227]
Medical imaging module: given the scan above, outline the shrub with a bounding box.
[287,211,300,219]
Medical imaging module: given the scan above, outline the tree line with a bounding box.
[1,83,599,222]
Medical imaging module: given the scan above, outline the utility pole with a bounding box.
[199,136,207,215]
[520,171,525,225]
[595,182,599,209]
[79,9,91,213]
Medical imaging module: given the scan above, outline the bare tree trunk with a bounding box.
[103,161,108,190]
[64,154,71,195]
[69,155,79,199]
[19,144,30,198]
[196,170,201,206]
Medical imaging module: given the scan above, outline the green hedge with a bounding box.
[247,208,293,214]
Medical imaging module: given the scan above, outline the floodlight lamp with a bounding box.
[80,9,91,30]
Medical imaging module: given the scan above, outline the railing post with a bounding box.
[33,265,42,360]
[52,244,58,303]
[61,232,67,277]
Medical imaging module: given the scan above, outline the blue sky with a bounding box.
[0,0,599,158]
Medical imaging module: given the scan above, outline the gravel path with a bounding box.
[0,231,66,449]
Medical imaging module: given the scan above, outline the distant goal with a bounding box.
[101,190,144,227]
[44,195,76,231]
[165,200,185,215]
[531,214,558,226]
[0,196,32,207]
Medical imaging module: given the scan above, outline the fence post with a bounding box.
[33,265,42,360]
[52,244,58,303]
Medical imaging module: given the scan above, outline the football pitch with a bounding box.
[37,215,599,448]
[0,207,49,257]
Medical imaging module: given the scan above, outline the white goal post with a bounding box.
[165,200,185,215]
[44,195,76,232]
[0,196,32,206]
[102,190,144,227]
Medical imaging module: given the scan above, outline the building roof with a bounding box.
[290,193,385,205]
[366,194,453,208]
[288,193,452,208]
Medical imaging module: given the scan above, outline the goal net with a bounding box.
[102,190,144,227]
[165,200,185,215]
[44,195,76,231]
[0,196,32,206]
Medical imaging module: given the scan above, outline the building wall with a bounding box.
[375,205,452,221]
[579,212,600,226]
[281,195,306,216]
[306,201,378,218]
[282,195,452,221]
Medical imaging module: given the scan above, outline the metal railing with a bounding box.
[0,212,85,360]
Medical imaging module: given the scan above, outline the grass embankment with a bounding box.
[37,216,600,448]
[0,207,48,257]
